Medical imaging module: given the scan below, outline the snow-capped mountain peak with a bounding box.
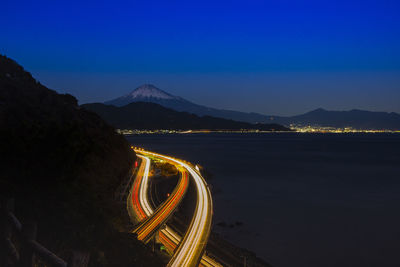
[126,84,177,100]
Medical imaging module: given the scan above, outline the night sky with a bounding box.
[2,0,400,116]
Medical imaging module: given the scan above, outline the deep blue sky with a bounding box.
[2,0,400,115]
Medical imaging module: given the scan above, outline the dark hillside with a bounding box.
[0,55,162,266]
[82,102,290,131]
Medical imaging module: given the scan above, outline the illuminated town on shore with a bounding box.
[289,125,400,133]
[117,127,400,135]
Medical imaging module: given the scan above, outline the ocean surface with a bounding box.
[127,133,400,267]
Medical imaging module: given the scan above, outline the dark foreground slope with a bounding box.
[82,102,290,131]
[0,55,163,266]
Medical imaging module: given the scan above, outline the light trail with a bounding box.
[138,155,153,216]
[133,168,189,242]
[129,155,150,220]
[158,228,222,267]
[136,150,213,267]
[131,150,220,267]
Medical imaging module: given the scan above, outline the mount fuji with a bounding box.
[105,84,271,123]
[103,84,400,129]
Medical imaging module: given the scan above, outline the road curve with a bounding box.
[133,166,189,243]
[136,149,213,267]
[158,228,222,267]
[131,150,219,266]
[129,155,151,221]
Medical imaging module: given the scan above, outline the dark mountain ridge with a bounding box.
[82,101,290,131]
[105,85,400,130]
[105,84,270,123]
[270,108,400,130]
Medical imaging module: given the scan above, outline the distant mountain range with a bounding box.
[105,84,270,123]
[270,108,400,130]
[104,84,400,130]
[82,102,290,131]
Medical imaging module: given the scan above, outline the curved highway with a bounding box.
[131,149,218,267]
[129,155,151,221]
[133,166,189,243]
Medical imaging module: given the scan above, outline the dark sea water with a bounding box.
[127,133,400,267]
